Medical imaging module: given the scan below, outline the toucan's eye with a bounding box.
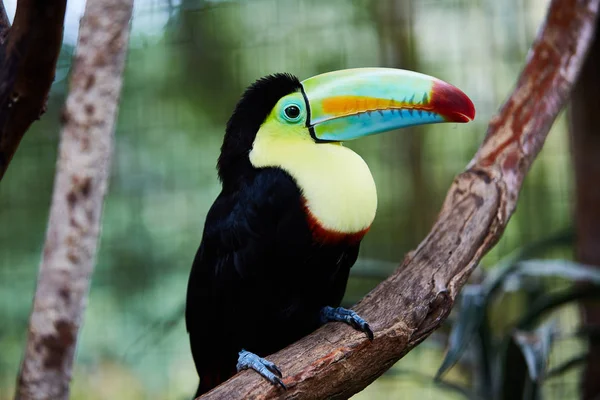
[277,95,305,124]
[283,105,301,121]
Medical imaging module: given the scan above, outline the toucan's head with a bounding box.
[218,68,475,186]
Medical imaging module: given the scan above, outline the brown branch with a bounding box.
[0,0,67,181]
[15,0,133,399]
[200,0,600,398]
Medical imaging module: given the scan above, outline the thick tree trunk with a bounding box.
[568,14,600,400]
[0,0,67,181]
[14,0,134,399]
[199,0,600,398]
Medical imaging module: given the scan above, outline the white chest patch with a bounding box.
[250,134,377,234]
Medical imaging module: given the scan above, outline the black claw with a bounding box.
[363,323,374,341]
[348,316,373,340]
[320,306,374,340]
[274,376,287,390]
[266,373,286,391]
[268,362,283,378]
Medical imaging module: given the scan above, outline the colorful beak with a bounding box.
[300,68,475,142]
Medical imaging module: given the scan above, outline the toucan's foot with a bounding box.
[236,349,286,390]
[320,306,374,340]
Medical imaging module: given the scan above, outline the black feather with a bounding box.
[217,73,301,188]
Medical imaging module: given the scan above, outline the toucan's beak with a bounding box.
[301,68,475,142]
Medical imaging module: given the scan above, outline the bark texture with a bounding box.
[569,12,600,400]
[15,0,134,399]
[200,0,600,398]
[0,0,67,180]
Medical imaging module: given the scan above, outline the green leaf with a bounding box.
[511,259,600,284]
[436,285,486,379]
[512,320,556,382]
[485,258,600,305]
[517,285,600,330]
[482,229,574,297]
[501,321,555,400]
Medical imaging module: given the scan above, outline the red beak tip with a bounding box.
[452,112,474,123]
[461,98,476,121]
[431,81,476,123]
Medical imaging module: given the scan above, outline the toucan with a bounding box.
[186,68,475,396]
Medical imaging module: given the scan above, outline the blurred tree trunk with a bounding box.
[15,0,133,398]
[569,15,600,400]
[172,0,239,125]
[372,0,433,245]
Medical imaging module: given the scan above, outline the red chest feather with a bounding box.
[302,201,370,246]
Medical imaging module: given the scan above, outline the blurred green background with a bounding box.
[0,0,582,398]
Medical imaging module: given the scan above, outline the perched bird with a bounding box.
[186,68,475,396]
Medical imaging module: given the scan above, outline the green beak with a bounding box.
[300,68,475,141]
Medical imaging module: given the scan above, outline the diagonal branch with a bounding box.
[0,0,67,181]
[200,0,600,398]
[15,0,134,399]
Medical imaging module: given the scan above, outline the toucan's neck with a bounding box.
[249,132,378,235]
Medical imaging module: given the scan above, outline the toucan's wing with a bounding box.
[185,167,302,394]
[186,166,303,297]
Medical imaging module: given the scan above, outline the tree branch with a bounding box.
[200,0,600,398]
[0,0,67,181]
[15,0,134,399]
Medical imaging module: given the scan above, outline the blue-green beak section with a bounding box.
[300,68,475,142]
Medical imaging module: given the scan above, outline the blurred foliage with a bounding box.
[436,232,600,400]
[0,0,581,399]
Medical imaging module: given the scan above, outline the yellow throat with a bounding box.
[249,118,377,234]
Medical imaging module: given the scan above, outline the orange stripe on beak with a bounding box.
[321,95,436,117]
